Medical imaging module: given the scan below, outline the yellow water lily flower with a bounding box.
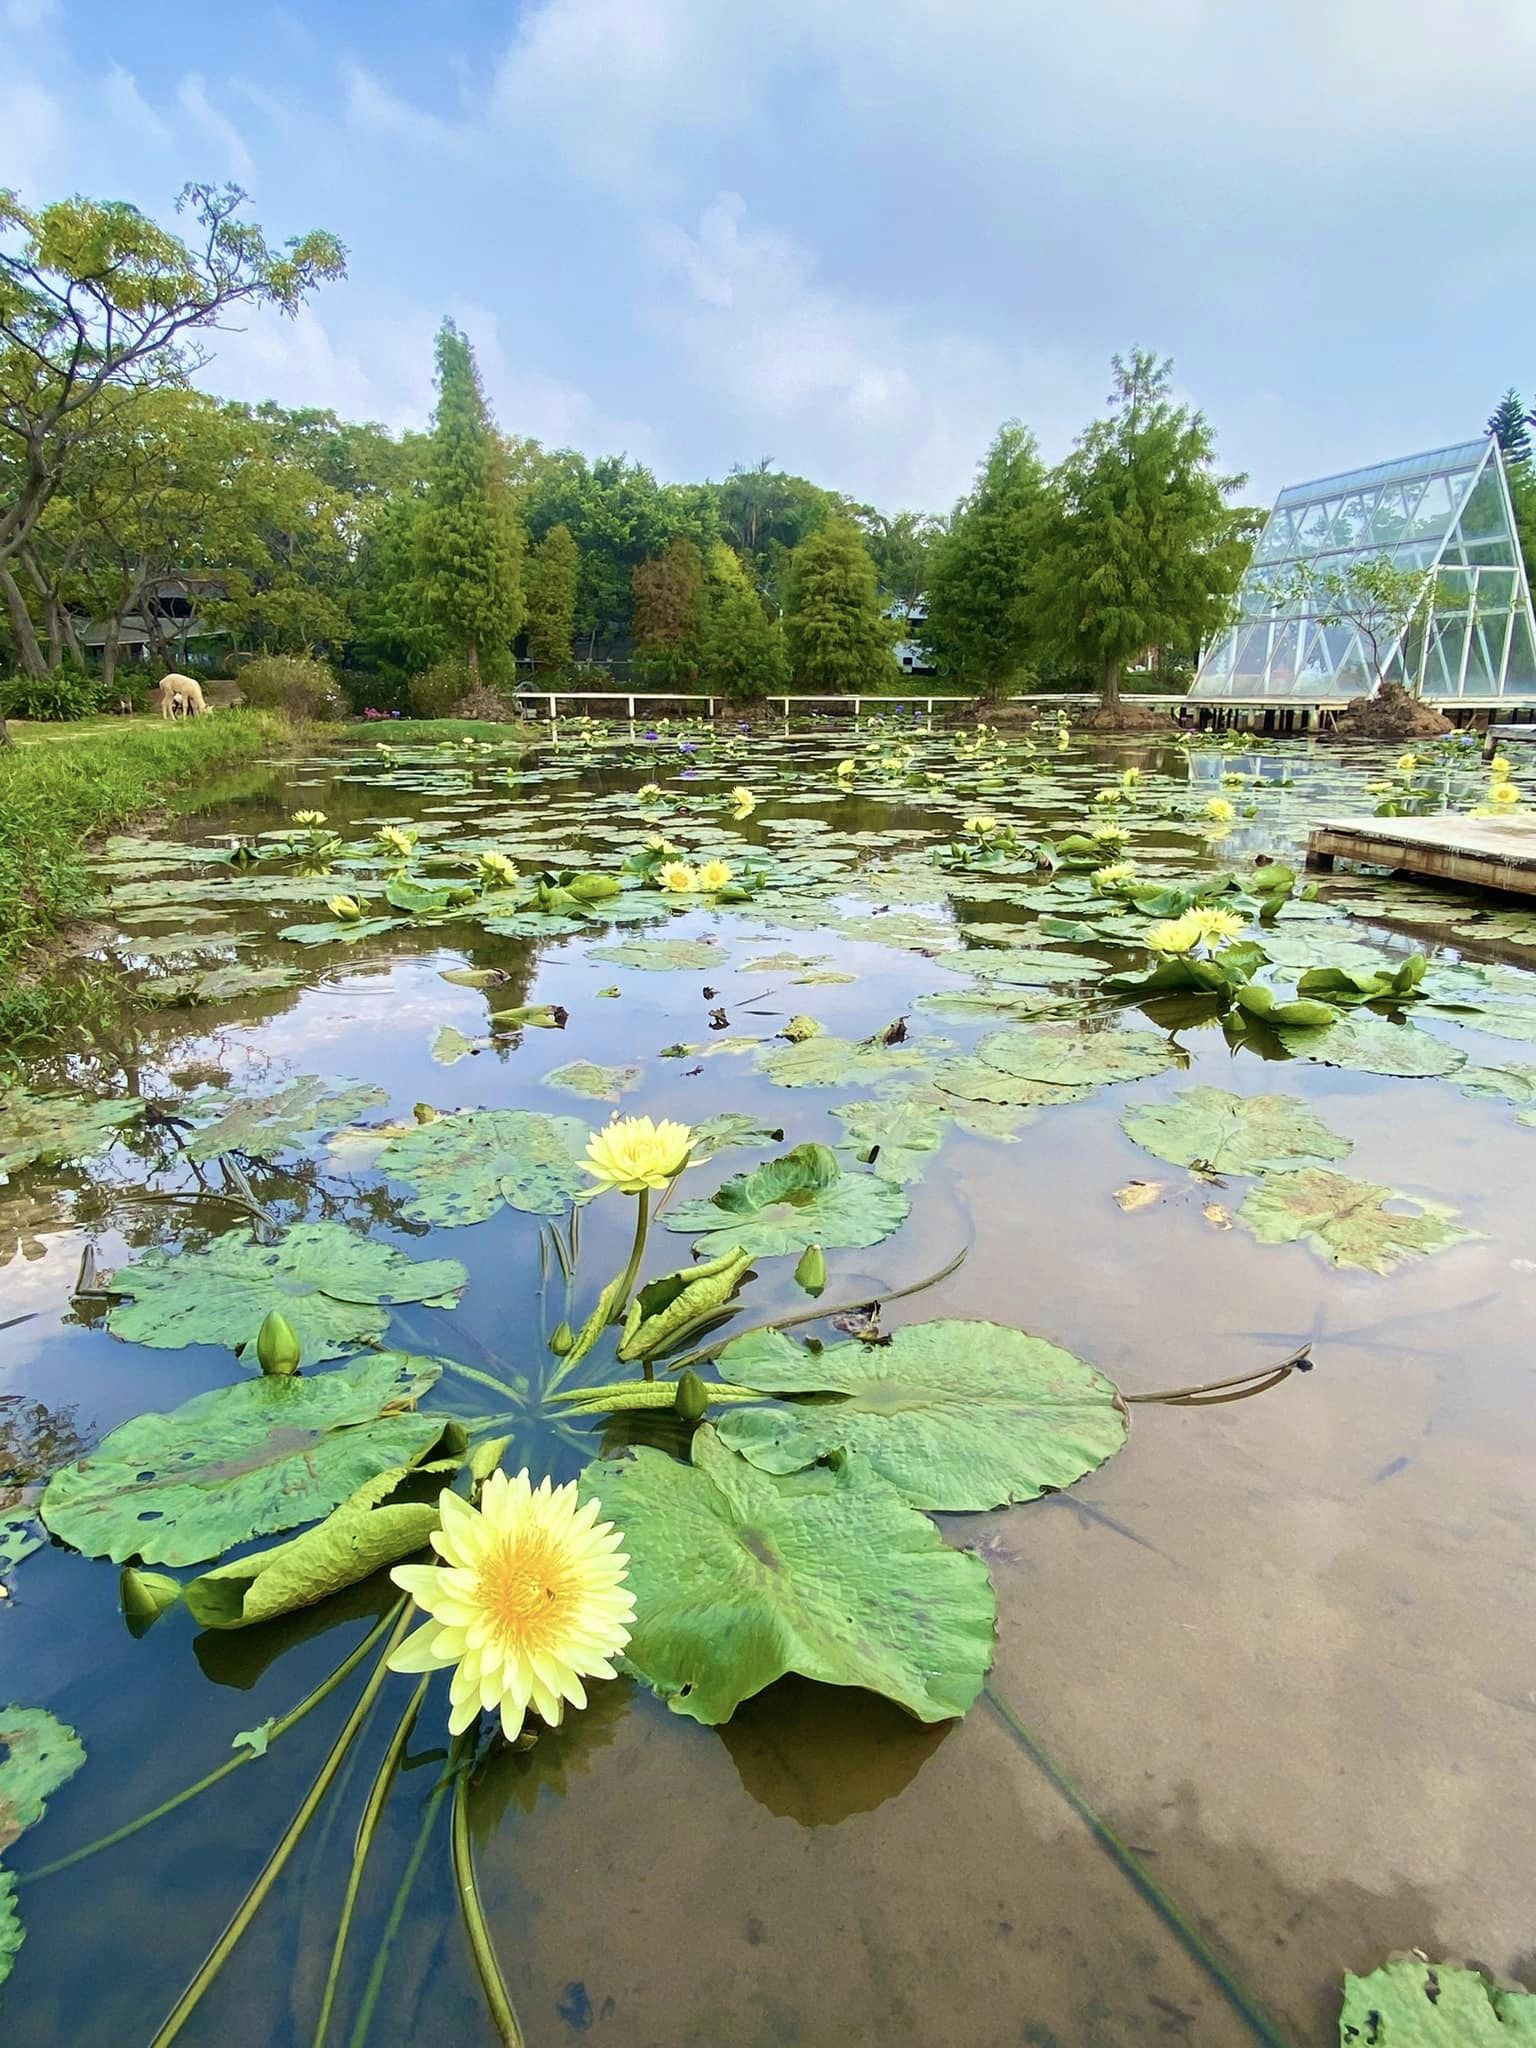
[583,1114,694,1193]
[1187,906,1248,945]
[1093,787,1123,806]
[729,786,756,818]
[1119,767,1141,788]
[1146,915,1203,954]
[388,1471,634,1743]
[1203,796,1236,822]
[963,815,996,836]
[835,759,856,779]
[292,810,326,827]
[645,834,678,854]
[1056,732,1071,751]
[1090,821,1129,844]
[697,858,735,891]
[1395,753,1417,775]
[1488,777,1520,805]
[1092,861,1138,889]
[376,825,417,858]
[326,894,363,922]
[637,783,663,802]
[657,860,699,892]
[477,852,518,887]
[1489,755,1513,780]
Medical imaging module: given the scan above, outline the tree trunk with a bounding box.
[1100,656,1122,710]
[467,640,481,685]
[0,564,48,678]
[102,627,119,698]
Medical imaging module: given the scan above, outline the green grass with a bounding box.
[345,717,537,743]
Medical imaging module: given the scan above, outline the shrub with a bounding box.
[235,654,343,721]
[0,667,105,722]
[407,658,474,719]
[452,682,512,723]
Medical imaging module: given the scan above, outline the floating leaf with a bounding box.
[430,1025,484,1066]
[541,1060,640,1103]
[755,1033,927,1089]
[976,1024,1178,1087]
[617,1246,755,1362]
[1236,1169,1477,1273]
[0,1515,41,1574]
[438,966,510,989]
[105,1222,467,1361]
[0,1705,86,1852]
[0,1870,18,1990]
[184,1077,389,1163]
[278,916,400,945]
[1120,1088,1352,1176]
[376,1108,590,1224]
[1275,1016,1467,1078]
[1338,1958,1536,2043]
[930,1057,1090,1109]
[142,963,304,1007]
[488,1004,568,1030]
[40,1354,446,1566]
[1113,1179,1163,1211]
[587,938,723,972]
[715,1319,1127,1511]
[578,1425,996,1725]
[689,1112,785,1160]
[665,1143,908,1257]
[0,1088,145,1178]
[830,1096,948,1183]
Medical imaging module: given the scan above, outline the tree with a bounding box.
[0,182,344,712]
[526,452,716,654]
[782,520,896,693]
[523,522,580,674]
[697,542,787,700]
[413,321,525,686]
[1488,389,1531,468]
[1026,351,1247,711]
[1289,554,1439,695]
[859,507,944,615]
[922,422,1046,695]
[631,536,706,688]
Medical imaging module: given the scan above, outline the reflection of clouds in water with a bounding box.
[241,970,486,1062]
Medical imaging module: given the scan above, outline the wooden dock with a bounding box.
[1306,815,1536,896]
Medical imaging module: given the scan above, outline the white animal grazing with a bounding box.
[157,674,208,718]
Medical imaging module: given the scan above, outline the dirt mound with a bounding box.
[450,683,516,722]
[1328,683,1451,740]
[1071,701,1172,732]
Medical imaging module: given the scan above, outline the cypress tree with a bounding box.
[923,422,1045,697]
[782,521,895,692]
[1488,389,1532,468]
[631,536,707,687]
[524,522,580,674]
[413,320,525,685]
[703,580,789,700]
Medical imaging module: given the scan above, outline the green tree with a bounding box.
[631,535,706,688]
[922,422,1046,696]
[524,521,580,675]
[782,520,896,693]
[413,320,525,686]
[527,452,716,653]
[0,182,343,710]
[859,507,943,615]
[1027,351,1247,711]
[1488,389,1531,468]
[1286,554,1439,695]
[699,543,787,699]
[351,492,443,693]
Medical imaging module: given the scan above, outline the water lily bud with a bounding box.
[549,1321,574,1356]
[674,1369,709,1421]
[255,1309,301,1376]
[794,1245,827,1298]
[326,894,363,922]
[120,1565,181,1636]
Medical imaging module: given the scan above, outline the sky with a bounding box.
[8,0,1536,516]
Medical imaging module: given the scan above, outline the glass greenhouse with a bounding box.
[1193,436,1536,700]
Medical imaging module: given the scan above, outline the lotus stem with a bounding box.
[1124,1345,1311,1406]
[147,1602,415,2047]
[451,1734,524,2045]
[311,1674,430,2048]
[609,1187,651,1323]
[20,1603,405,1887]
[345,1743,460,2048]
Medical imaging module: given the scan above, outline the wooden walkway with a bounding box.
[1306,815,1536,896]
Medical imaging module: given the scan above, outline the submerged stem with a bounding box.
[451,1736,524,2045]
[610,1187,651,1323]
[311,1675,430,2048]
[1125,1345,1311,1406]
[21,1603,405,1887]
[346,1744,460,2048]
[148,1603,415,2047]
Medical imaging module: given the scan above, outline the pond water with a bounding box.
[3,715,1535,2047]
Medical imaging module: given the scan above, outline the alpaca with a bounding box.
[157,674,208,718]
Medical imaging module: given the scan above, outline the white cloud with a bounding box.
[4,76,66,198]
[448,297,659,461]
[2,0,58,31]
[198,303,434,427]
[103,65,172,150]
[342,62,483,162]
[176,73,255,182]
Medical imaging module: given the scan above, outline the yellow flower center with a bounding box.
[476,1527,579,1654]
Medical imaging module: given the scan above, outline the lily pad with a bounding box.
[665,1142,908,1257]
[431,1025,484,1066]
[976,1024,1178,1087]
[0,1088,146,1179]
[184,1077,389,1163]
[689,1113,785,1160]
[1236,1169,1477,1274]
[542,1060,641,1103]
[40,1353,446,1566]
[377,1108,590,1224]
[755,1034,928,1089]
[715,1319,1127,1511]
[578,1425,996,1725]
[105,1222,467,1361]
[142,963,305,1007]
[1120,1088,1352,1176]
[1274,1016,1467,1078]
[830,1096,948,1183]
[1338,1958,1536,2043]
[0,1705,86,1852]
[930,1057,1090,1109]
[587,937,724,972]
[278,917,401,945]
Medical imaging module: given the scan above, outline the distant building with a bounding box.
[885,598,936,676]
[76,578,226,665]
[1193,437,1536,701]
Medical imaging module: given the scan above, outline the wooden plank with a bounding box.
[1306,814,1536,896]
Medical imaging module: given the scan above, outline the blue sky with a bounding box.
[8,0,1536,514]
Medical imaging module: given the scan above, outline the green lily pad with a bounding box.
[0,1514,42,1574]
[1339,1958,1536,2043]
[715,1319,1126,1511]
[1274,1017,1467,1078]
[0,1705,86,1852]
[184,1077,389,1163]
[542,1060,641,1103]
[963,948,1101,985]
[914,987,1063,1020]
[755,1033,928,1089]
[278,917,401,945]
[930,1057,1090,1109]
[40,1353,446,1566]
[1236,1169,1477,1273]
[1458,1063,1536,1109]
[430,1025,484,1066]
[587,937,724,972]
[578,1425,996,1725]
[830,1096,948,1183]
[0,1088,146,1179]
[1,1871,18,1990]
[105,1222,467,1361]
[665,1142,908,1256]
[689,1113,786,1160]
[142,963,305,1007]
[377,1108,591,1224]
[1121,1088,1352,1176]
[976,1024,1178,1087]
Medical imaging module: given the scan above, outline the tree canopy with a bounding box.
[922,423,1044,695]
[783,520,896,693]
